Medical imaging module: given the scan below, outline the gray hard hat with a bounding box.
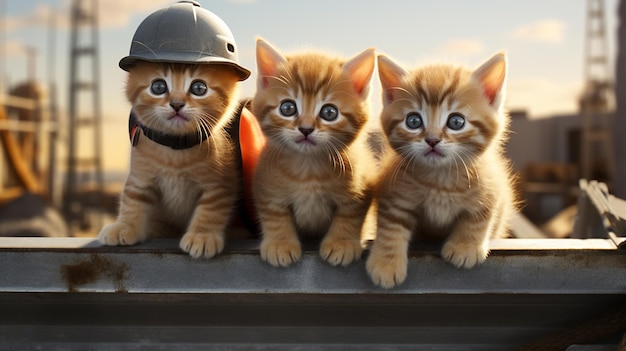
[119,1,250,80]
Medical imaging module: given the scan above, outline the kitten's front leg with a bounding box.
[99,179,155,246]
[366,225,411,288]
[365,201,414,288]
[257,204,302,267]
[319,199,369,266]
[179,189,236,259]
[440,209,492,269]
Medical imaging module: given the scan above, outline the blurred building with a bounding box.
[507,110,614,224]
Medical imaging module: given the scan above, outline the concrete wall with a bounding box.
[507,115,558,172]
[507,112,613,177]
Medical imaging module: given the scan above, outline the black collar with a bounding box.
[128,112,209,150]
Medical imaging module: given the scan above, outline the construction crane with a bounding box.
[579,0,615,183]
[62,0,104,234]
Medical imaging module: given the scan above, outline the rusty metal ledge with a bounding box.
[0,237,624,294]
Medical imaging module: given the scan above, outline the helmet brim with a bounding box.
[119,54,251,81]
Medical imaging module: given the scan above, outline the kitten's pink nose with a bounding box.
[298,127,315,136]
[170,101,185,112]
[426,138,441,147]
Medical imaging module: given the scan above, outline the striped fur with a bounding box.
[98,62,241,258]
[251,38,377,267]
[366,53,517,288]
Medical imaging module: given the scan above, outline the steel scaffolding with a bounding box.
[62,0,104,234]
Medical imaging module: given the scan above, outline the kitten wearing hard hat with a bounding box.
[98,2,253,258]
[251,38,378,267]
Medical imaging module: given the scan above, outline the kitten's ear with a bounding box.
[377,55,408,105]
[256,38,286,89]
[342,48,376,97]
[473,52,507,108]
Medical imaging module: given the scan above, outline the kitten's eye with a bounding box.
[279,100,297,117]
[319,104,339,122]
[190,80,208,96]
[405,113,423,130]
[150,79,168,95]
[447,114,466,130]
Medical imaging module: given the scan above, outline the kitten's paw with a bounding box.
[366,252,407,289]
[179,232,224,259]
[320,238,362,266]
[260,238,302,267]
[441,240,489,269]
[98,222,142,246]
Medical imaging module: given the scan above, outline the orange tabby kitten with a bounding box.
[98,62,241,258]
[251,38,376,267]
[366,53,516,288]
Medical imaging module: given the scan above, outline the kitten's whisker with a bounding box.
[281,71,297,87]
[197,113,217,155]
[335,148,347,176]
[390,158,405,185]
[408,150,420,176]
[456,151,473,189]
[389,161,400,185]
[390,144,417,184]
[458,148,480,183]
[451,85,474,100]
[386,86,414,98]
[392,97,417,105]
[199,119,213,156]
[330,137,355,177]
[386,150,403,185]
[450,151,460,188]
[260,74,290,86]
[268,138,290,169]
[324,75,346,92]
[395,148,415,184]
[192,120,203,156]
[325,142,344,176]
[326,144,347,176]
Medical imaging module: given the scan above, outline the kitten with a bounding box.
[98,62,241,258]
[251,38,377,267]
[366,53,516,288]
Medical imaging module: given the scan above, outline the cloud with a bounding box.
[3,0,254,32]
[99,0,171,28]
[0,4,65,31]
[436,38,485,56]
[507,77,581,117]
[514,19,566,43]
[1,1,171,31]
[0,41,27,57]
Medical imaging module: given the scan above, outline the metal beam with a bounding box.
[0,237,623,294]
[0,238,624,349]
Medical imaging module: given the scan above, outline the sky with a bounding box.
[0,0,621,171]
